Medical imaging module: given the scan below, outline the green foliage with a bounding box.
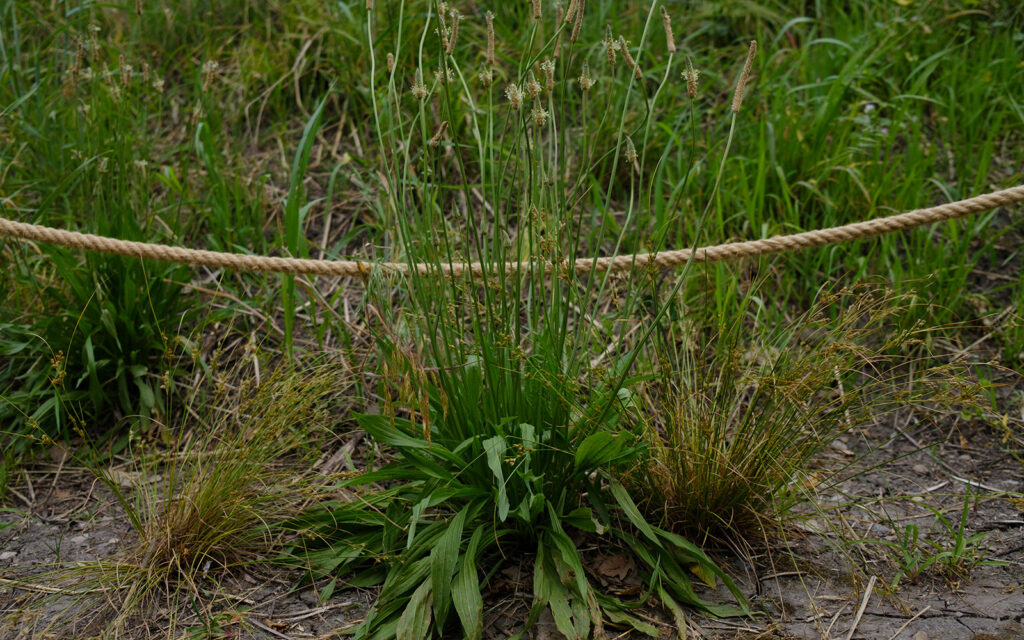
[192,122,270,253]
[859,490,1007,589]
[296,406,747,640]
[1,0,1021,633]
[0,249,191,450]
[1001,277,1024,366]
[286,1,762,635]
[0,0,266,461]
[0,0,195,453]
[722,3,1022,328]
[281,97,328,359]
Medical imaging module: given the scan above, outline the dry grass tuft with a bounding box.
[634,285,983,539]
[8,362,346,638]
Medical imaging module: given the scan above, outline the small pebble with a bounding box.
[831,438,854,456]
[69,535,87,545]
[0,551,17,561]
[912,463,929,474]
[106,537,119,545]
[913,632,929,640]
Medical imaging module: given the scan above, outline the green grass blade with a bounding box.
[483,435,509,521]
[281,95,328,358]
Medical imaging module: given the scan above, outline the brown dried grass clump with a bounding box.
[634,285,983,538]
[9,362,347,637]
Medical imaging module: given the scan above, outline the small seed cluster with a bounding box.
[385,3,758,160]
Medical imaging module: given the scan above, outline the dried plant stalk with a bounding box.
[731,40,758,113]
[660,6,676,54]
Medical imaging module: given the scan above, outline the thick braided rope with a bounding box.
[2,185,1022,278]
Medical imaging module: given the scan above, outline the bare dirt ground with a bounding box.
[707,409,1024,640]
[0,473,371,638]
[3,389,1023,639]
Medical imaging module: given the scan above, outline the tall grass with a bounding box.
[0,0,304,468]
[717,5,1022,333]
[281,97,328,358]
[0,0,195,454]
[284,3,770,638]
[3,0,1020,460]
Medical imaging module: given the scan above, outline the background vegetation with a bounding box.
[1,0,1022,637]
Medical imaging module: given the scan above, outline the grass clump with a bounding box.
[635,282,985,538]
[1,255,191,430]
[860,489,1007,590]
[0,257,191,500]
[287,2,760,638]
[0,0,197,473]
[7,363,344,638]
[1,0,1019,635]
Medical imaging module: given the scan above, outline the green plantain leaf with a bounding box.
[546,505,590,597]
[483,435,509,521]
[357,414,431,450]
[521,543,552,636]
[657,584,688,632]
[574,431,627,470]
[603,606,660,636]
[430,507,468,628]
[689,563,718,589]
[657,529,748,609]
[563,507,603,534]
[452,526,485,640]
[570,594,590,640]
[536,544,580,640]
[609,478,660,545]
[395,578,433,640]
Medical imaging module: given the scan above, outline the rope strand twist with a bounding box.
[1,185,1022,279]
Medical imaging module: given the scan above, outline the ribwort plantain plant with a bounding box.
[292,2,760,638]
